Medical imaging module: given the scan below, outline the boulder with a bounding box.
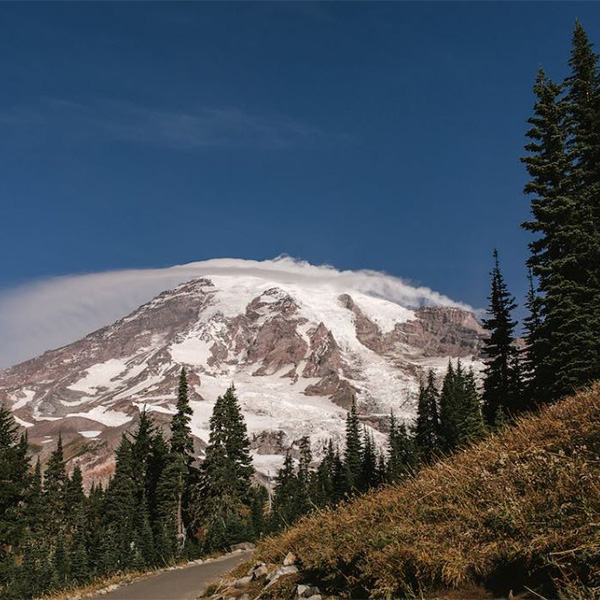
[297,584,321,598]
[231,542,256,552]
[265,565,298,587]
[249,562,269,580]
[283,551,297,566]
[233,576,252,588]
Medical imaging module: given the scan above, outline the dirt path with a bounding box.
[93,551,252,600]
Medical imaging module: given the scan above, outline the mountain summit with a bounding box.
[1,274,484,482]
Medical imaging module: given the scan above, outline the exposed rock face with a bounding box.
[0,276,484,484]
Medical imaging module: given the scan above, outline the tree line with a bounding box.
[0,359,486,598]
[0,373,264,599]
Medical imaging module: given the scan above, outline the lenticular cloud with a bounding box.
[0,256,472,369]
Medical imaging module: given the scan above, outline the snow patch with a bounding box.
[66,406,132,427]
[11,389,35,410]
[14,415,34,428]
[68,359,129,394]
[79,430,102,439]
[170,335,213,367]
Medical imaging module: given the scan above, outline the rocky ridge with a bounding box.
[1,275,485,483]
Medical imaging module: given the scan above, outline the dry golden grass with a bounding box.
[258,384,600,599]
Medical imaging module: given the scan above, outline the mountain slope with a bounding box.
[1,274,484,482]
[257,384,600,599]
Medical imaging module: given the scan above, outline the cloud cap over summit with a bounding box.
[0,256,474,369]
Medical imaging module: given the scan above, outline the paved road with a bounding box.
[94,551,252,600]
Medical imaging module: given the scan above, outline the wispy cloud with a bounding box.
[0,256,475,369]
[0,98,345,150]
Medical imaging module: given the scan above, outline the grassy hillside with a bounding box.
[258,384,600,599]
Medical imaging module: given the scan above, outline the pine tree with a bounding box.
[344,398,362,492]
[414,371,440,463]
[481,250,522,426]
[556,21,600,395]
[193,386,255,551]
[221,385,253,499]
[0,405,30,564]
[23,459,43,535]
[171,369,194,458]
[270,452,299,531]
[312,441,336,507]
[387,418,416,482]
[102,436,137,572]
[522,269,546,408]
[248,485,268,539]
[43,434,67,537]
[359,428,378,492]
[438,361,460,453]
[457,369,487,446]
[65,465,85,516]
[521,67,571,405]
[170,369,195,548]
[522,24,600,401]
[296,436,312,515]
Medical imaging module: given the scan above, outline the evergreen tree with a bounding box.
[248,485,268,539]
[171,369,194,458]
[359,428,378,492]
[43,434,67,537]
[312,441,336,507]
[65,465,85,516]
[557,21,600,395]
[270,452,299,531]
[193,385,255,550]
[101,436,137,572]
[221,385,253,499]
[23,459,43,534]
[438,361,461,453]
[457,369,487,446]
[414,371,440,463]
[170,369,195,548]
[481,250,522,426]
[387,418,416,482]
[522,24,600,401]
[0,406,30,591]
[344,398,362,492]
[521,68,571,405]
[296,436,312,515]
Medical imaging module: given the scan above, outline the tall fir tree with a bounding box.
[43,434,67,537]
[193,385,254,550]
[522,23,600,401]
[414,371,440,463]
[438,361,460,452]
[387,418,416,482]
[170,369,195,547]
[557,21,600,394]
[481,250,522,426]
[269,452,300,531]
[101,436,137,572]
[457,369,487,446]
[221,385,253,499]
[0,405,30,563]
[344,398,362,492]
[522,269,546,407]
[359,428,378,492]
[296,436,312,516]
[521,68,571,405]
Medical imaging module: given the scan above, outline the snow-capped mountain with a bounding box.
[1,269,485,483]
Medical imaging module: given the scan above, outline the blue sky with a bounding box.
[1,1,599,311]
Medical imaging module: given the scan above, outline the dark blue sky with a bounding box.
[1,2,598,309]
